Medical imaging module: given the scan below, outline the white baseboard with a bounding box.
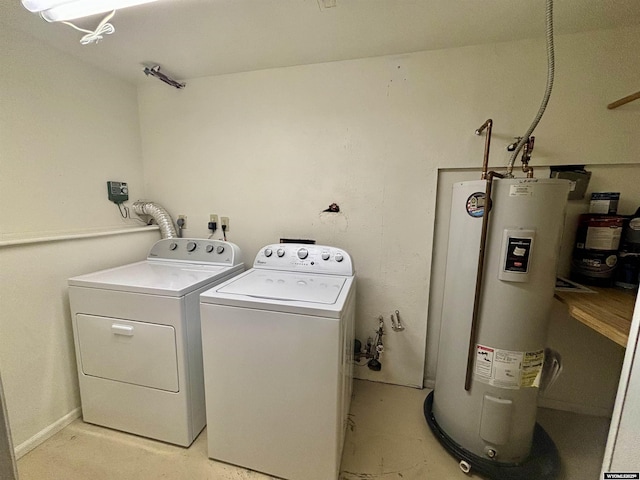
[538,397,612,418]
[14,408,81,459]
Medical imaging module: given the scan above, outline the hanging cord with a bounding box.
[117,202,129,219]
[61,10,116,45]
[505,0,554,177]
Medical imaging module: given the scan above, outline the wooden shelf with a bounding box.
[555,286,636,347]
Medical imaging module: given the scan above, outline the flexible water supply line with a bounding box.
[131,201,178,239]
[505,0,555,177]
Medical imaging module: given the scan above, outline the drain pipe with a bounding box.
[132,201,178,239]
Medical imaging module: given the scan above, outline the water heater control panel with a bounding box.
[498,229,535,282]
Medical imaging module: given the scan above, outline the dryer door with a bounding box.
[75,314,179,392]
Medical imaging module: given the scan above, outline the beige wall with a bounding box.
[138,26,640,388]
[0,26,159,450]
[1,17,639,455]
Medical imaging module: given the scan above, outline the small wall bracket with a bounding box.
[143,65,186,89]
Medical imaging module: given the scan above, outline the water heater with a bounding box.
[425,177,570,479]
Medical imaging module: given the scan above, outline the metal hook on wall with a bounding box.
[391,310,405,332]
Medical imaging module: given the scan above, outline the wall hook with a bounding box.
[391,310,405,332]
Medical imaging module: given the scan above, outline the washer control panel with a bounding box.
[254,244,353,275]
[147,238,242,266]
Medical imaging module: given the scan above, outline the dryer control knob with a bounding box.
[265,248,273,257]
[216,245,225,254]
[298,248,309,260]
[186,242,197,252]
[321,252,330,261]
[169,242,178,251]
[335,253,344,262]
[206,245,214,253]
[277,248,285,257]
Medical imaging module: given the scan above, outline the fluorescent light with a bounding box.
[22,0,73,13]
[21,0,158,22]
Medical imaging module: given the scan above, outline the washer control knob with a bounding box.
[206,245,214,253]
[277,248,285,257]
[335,252,344,262]
[169,242,178,251]
[186,242,197,252]
[321,252,330,261]
[265,248,273,257]
[216,245,225,254]
[297,248,309,260]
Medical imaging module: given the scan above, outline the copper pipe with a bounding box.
[475,119,493,180]
[464,170,505,391]
[607,90,640,109]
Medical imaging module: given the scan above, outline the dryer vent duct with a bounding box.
[132,201,178,239]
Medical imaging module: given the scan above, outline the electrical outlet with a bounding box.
[178,215,187,229]
[210,214,219,225]
[221,217,230,232]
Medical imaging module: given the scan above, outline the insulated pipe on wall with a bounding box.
[131,201,178,239]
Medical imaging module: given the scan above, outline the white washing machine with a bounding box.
[68,238,243,447]
[200,243,356,480]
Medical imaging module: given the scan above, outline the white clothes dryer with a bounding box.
[68,238,243,447]
[200,243,356,480]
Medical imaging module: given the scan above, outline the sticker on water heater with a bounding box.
[504,237,533,273]
[474,345,494,379]
[474,344,544,389]
[466,192,486,217]
[509,184,534,196]
[521,350,545,388]
[492,350,523,388]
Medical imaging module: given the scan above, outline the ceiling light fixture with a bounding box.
[22,0,158,22]
[22,0,158,45]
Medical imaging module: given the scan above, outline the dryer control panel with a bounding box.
[254,244,354,275]
[147,238,243,266]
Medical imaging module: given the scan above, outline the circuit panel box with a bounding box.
[107,181,128,204]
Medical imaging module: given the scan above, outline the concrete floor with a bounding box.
[17,380,610,480]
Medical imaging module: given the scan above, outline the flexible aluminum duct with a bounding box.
[132,201,178,239]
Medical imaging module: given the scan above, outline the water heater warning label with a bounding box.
[504,237,532,273]
[475,345,494,378]
[474,344,544,389]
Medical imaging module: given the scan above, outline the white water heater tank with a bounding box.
[432,177,570,463]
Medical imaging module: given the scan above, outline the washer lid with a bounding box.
[216,269,346,304]
[69,260,242,296]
